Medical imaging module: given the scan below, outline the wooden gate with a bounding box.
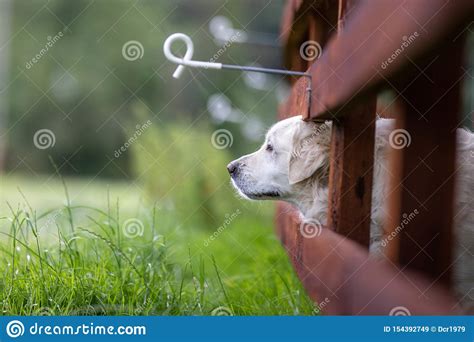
[276,0,474,314]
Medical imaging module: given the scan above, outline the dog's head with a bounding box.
[227,115,331,202]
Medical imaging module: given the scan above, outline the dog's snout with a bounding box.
[227,161,239,176]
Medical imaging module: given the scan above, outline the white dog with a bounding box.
[228,115,474,311]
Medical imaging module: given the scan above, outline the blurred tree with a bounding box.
[5,0,285,178]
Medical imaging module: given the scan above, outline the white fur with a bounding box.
[229,115,474,312]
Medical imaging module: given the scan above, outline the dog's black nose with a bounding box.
[227,161,238,175]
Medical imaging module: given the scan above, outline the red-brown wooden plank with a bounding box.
[285,76,311,118]
[276,1,334,290]
[275,202,305,272]
[384,35,466,285]
[281,0,338,75]
[293,226,462,314]
[325,0,376,246]
[304,0,474,120]
[326,102,375,245]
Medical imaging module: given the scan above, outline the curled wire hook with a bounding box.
[163,33,311,81]
[163,33,222,78]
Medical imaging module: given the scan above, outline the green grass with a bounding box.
[0,175,315,315]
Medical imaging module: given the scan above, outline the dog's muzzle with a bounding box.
[227,161,240,178]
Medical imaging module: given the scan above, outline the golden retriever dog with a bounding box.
[228,115,474,312]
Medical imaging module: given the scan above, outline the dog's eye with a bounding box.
[266,143,273,152]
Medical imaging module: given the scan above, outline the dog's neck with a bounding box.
[288,171,329,224]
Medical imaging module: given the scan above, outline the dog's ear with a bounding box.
[288,121,330,185]
[288,148,327,184]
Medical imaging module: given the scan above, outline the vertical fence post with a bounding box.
[325,0,376,247]
[384,34,466,286]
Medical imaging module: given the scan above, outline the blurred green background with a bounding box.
[0,0,292,223]
[0,0,316,315]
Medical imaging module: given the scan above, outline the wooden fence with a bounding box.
[276,0,474,314]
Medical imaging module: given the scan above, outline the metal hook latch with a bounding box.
[163,33,312,88]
